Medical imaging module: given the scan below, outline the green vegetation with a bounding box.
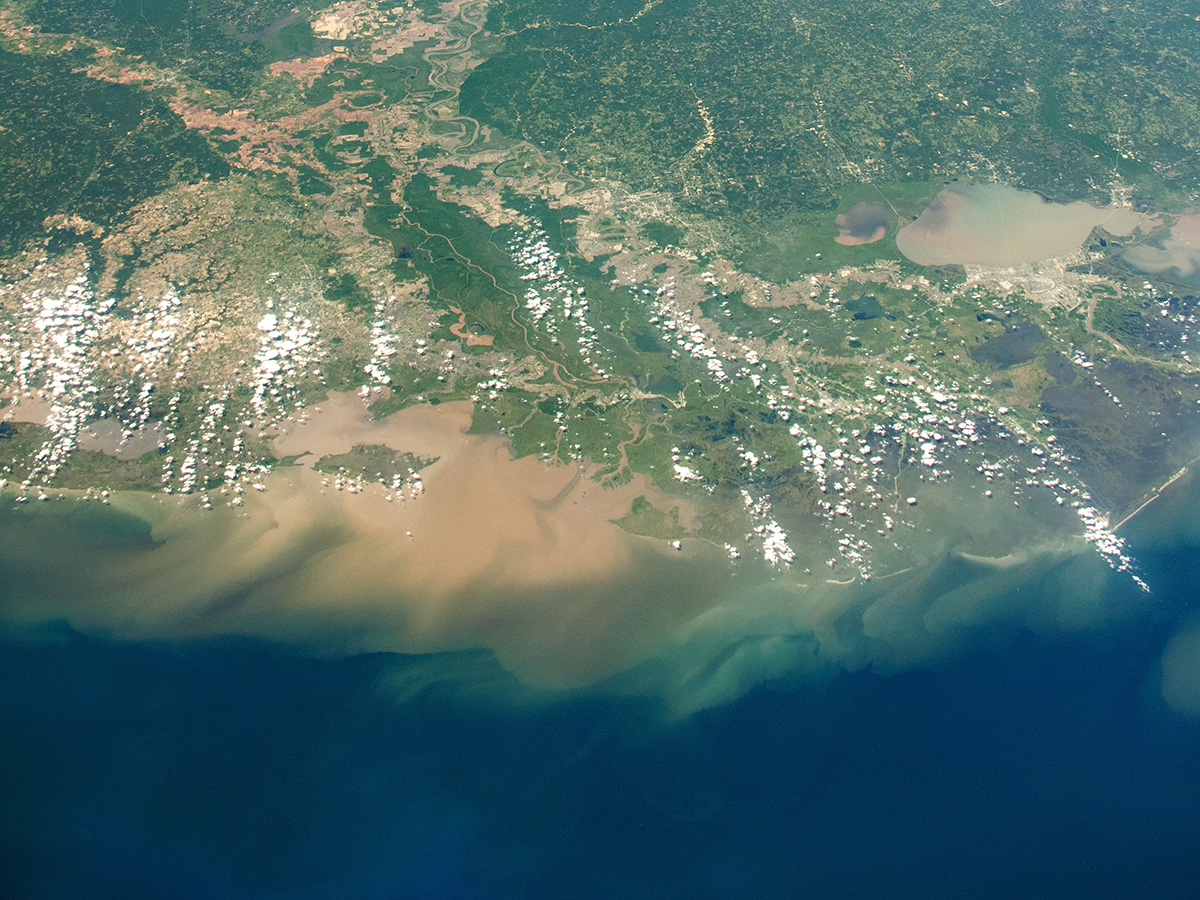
[443,165,484,188]
[323,271,372,313]
[0,48,227,252]
[464,0,1200,250]
[639,221,685,248]
[611,495,687,539]
[739,182,940,282]
[305,51,434,107]
[22,0,337,95]
[314,444,434,481]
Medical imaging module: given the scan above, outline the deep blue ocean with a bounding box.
[3,484,1200,899]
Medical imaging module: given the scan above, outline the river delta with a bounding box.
[2,0,1200,895]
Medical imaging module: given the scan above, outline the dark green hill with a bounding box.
[463,0,1200,229]
[0,48,227,253]
[22,0,334,94]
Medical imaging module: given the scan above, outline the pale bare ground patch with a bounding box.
[268,53,345,87]
[313,4,362,40]
[70,53,351,177]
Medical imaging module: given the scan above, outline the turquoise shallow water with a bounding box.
[1,475,1200,898]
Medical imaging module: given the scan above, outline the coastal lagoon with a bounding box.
[897,183,1154,267]
[834,202,892,245]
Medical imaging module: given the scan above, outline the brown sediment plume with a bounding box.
[1123,212,1200,281]
[23,394,729,686]
[271,395,700,602]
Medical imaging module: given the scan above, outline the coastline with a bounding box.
[1112,458,1198,532]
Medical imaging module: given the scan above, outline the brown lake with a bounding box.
[834,202,893,245]
[897,183,1155,266]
